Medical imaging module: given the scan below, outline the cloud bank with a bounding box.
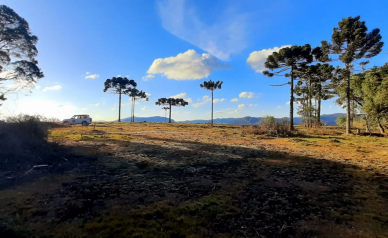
[247,45,291,73]
[43,85,62,92]
[147,49,229,80]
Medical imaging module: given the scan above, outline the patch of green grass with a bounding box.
[82,193,240,238]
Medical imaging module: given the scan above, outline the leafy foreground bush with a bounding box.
[242,116,292,137]
[0,114,62,171]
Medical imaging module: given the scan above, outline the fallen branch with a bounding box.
[19,164,49,178]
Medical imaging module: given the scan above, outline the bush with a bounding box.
[0,114,61,171]
[242,116,292,137]
[336,116,346,126]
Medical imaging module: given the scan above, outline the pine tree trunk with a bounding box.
[118,87,122,122]
[133,99,135,122]
[290,66,294,131]
[346,64,351,134]
[309,78,312,128]
[365,115,370,133]
[131,97,133,122]
[318,79,321,123]
[169,102,172,123]
[378,117,385,134]
[318,97,321,123]
[211,90,214,127]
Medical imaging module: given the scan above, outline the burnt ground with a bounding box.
[0,124,388,238]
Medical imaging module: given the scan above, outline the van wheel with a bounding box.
[82,121,87,126]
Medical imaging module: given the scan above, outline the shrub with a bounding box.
[336,116,346,126]
[0,114,61,171]
[242,116,292,137]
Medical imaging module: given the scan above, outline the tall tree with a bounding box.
[162,107,170,122]
[0,5,44,105]
[103,77,137,122]
[326,16,383,134]
[155,98,188,123]
[263,44,317,130]
[200,80,223,126]
[126,88,148,122]
[361,64,388,133]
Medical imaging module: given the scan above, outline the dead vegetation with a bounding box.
[0,121,387,237]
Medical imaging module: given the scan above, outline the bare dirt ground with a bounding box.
[0,122,387,238]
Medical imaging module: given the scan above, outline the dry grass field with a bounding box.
[0,122,388,238]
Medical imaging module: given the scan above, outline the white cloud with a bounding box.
[231,98,238,102]
[170,93,187,98]
[170,92,192,103]
[117,75,121,77]
[142,74,155,81]
[43,85,62,92]
[145,93,152,98]
[238,104,245,109]
[95,103,100,107]
[86,72,90,74]
[111,108,116,110]
[193,95,212,108]
[85,74,100,79]
[286,101,300,105]
[213,98,225,104]
[158,0,250,60]
[247,45,291,73]
[239,92,260,98]
[141,106,148,111]
[277,106,281,109]
[2,100,76,120]
[215,108,239,114]
[147,49,230,80]
[35,85,41,89]
[81,108,88,111]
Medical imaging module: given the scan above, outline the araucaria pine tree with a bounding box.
[126,88,148,122]
[155,98,188,123]
[325,16,384,134]
[200,80,223,126]
[263,44,318,130]
[103,77,137,122]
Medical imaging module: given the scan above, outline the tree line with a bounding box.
[263,16,385,134]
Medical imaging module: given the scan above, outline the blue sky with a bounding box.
[1,0,388,121]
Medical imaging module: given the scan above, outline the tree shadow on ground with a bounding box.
[0,135,387,238]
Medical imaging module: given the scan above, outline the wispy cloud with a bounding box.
[43,85,62,92]
[239,92,260,98]
[85,74,100,79]
[247,45,291,73]
[141,106,148,111]
[158,0,250,61]
[95,103,100,107]
[142,74,155,81]
[147,49,230,80]
[231,98,238,102]
[193,95,225,108]
[213,98,225,104]
[170,92,192,102]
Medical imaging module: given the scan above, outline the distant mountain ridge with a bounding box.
[110,113,344,125]
[119,116,175,123]
[178,113,345,125]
